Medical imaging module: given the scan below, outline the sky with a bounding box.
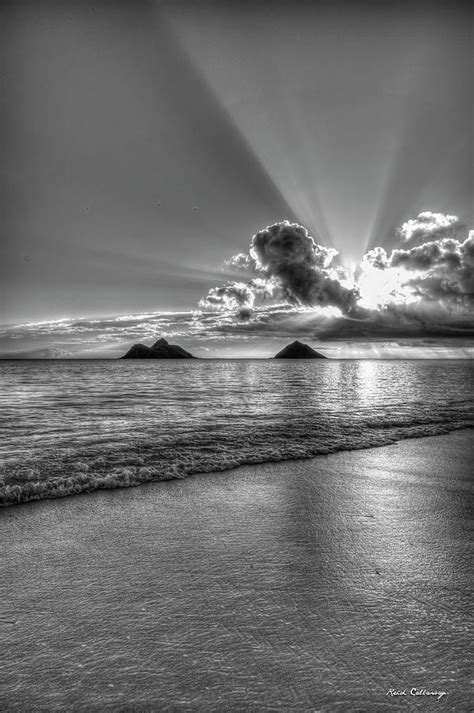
[1,0,473,358]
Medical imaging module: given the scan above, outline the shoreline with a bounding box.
[2,423,473,508]
[1,430,472,711]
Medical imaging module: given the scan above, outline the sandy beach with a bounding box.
[1,430,472,712]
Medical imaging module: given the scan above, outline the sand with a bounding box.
[1,430,472,712]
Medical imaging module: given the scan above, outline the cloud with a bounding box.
[198,275,282,312]
[0,311,200,358]
[391,238,464,271]
[396,211,466,245]
[207,302,474,342]
[197,214,473,346]
[1,215,473,358]
[199,281,255,310]
[361,246,388,270]
[250,221,360,313]
[362,231,474,310]
[5,347,74,359]
[201,221,360,316]
[312,307,474,341]
[222,252,260,275]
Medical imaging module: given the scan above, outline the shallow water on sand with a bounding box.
[1,359,473,505]
[1,431,472,711]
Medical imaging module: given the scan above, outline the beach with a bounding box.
[1,430,472,712]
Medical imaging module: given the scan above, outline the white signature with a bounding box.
[386,688,447,701]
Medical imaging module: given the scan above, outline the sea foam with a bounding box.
[1,359,473,506]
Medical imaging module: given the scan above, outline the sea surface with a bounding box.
[1,359,473,506]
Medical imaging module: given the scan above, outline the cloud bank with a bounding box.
[199,214,474,344]
[1,212,473,358]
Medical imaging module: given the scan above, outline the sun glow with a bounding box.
[357,265,418,310]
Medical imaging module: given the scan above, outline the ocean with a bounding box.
[1,359,473,506]
[1,361,473,710]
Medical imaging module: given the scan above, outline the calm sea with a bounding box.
[1,359,473,506]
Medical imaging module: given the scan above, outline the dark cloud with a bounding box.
[237,308,253,321]
[201,221,360,316]
[208,302,474,342]
[312,309,474,342]
[390,239,463,271]
[250,221,360,313]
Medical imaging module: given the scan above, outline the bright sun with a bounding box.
[357,265,417,310]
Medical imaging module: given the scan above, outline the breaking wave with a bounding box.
[1,359,473,506]
[2,416,473,507]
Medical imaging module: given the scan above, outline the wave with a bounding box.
[1,418,472,507]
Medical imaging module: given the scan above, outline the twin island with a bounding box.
[121,338,326,359]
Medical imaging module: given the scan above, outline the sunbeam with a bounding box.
[1,0,472,357]
[165,1,473,266]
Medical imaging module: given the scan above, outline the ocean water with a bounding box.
[1,359,473,506]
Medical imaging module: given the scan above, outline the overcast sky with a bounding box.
[1,0,472,357]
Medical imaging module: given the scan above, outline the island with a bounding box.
[274,341,327,359]
[120,338,196,359]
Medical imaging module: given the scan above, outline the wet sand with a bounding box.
[1,430,472,712]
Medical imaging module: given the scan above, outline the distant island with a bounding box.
[120,337,326,359]
[274,341,327,359]
[121,338,196,359]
